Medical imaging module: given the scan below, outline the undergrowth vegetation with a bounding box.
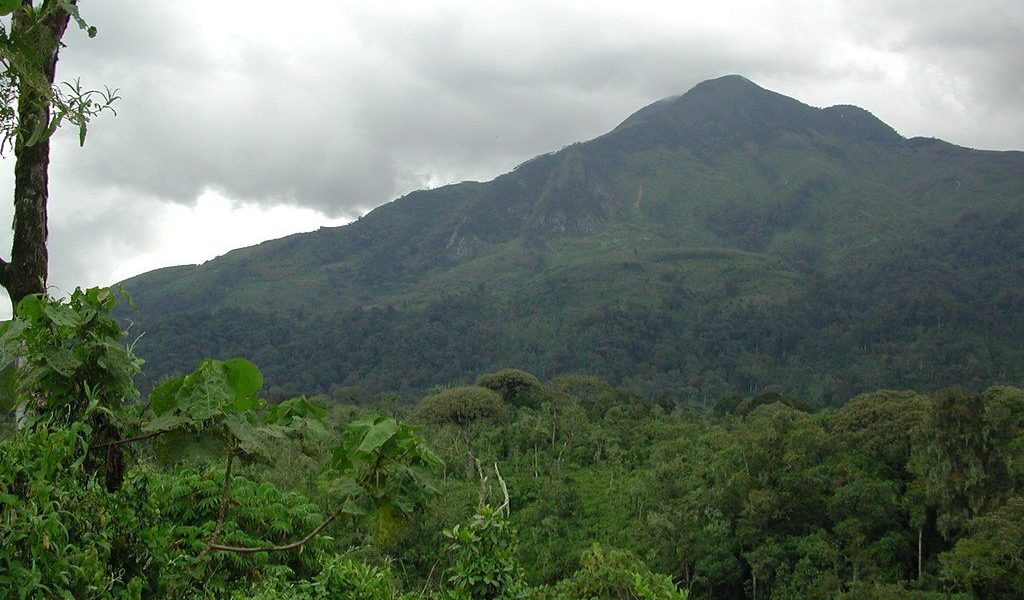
[3,288,1023,598]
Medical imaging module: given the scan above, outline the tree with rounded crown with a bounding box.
[414,385,507,479]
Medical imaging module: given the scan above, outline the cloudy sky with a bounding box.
[0,0,1021,315]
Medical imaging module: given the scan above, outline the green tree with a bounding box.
[414,385,507,479]
[940,496,1024,599]
[0,288,141,489]
[0,1,117,307]
[909,387,1019,539]
[442,505,528,599]
[476,368,543,407]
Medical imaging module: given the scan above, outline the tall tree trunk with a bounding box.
[0,2,73,309]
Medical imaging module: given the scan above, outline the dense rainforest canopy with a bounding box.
[3,289,1024,599]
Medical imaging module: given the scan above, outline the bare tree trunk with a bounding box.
[0,2,73,309]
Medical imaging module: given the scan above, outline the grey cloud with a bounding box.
[0,0,1020,319]
[839,0,1024,147]
[46,1,1024,223]
[48,3,902,219]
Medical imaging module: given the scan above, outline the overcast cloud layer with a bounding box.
[0,0,1021,316]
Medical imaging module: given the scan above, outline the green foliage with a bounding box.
[307,555,400,599]
[909,386,1019,538]
[538,545,689,600]
[413,385,508,426]
[0,423,160,599]
[322,413,441,541]
[0,287,141,425]
[838,582,966,599]
[151,466,328,595]
[548,374,615,404]
[0,1,116,152]
[5,295,1024,600]
[476,368,544,407]
[226,556,405,600]
[442,505,528,599]
[940,495,1024,599]
[141,357,314,468]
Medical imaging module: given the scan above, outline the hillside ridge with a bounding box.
[118,76,1024,403]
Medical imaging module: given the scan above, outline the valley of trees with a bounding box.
[133,203,1024,406]
[3,288,1023,599]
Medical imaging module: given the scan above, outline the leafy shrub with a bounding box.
[309,556,398,599]
[838,582,967,599]
[537,545,689,600]
[0,423,162,599]
[442,505,528,599]
[228,555,410,600]
[0,288,141,426]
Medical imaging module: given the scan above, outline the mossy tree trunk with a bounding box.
[0,1,73,309]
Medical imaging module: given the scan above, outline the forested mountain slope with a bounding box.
[119,75,1024,403]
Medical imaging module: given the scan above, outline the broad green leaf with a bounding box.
[231,392,259,413]
[224,358,262,411]
[341,414,377,454]
[391,493,415,516]
[323,474,362,500]
[84,287,114,310]
[0,319,27,367]
[270,395,327,422]
[342,492,373,516]
[330,445,354,472]
[141,411,189,433]
[148,376,184,416]
[42,347,81,377]
[15,295,43,321]
[357,418,398,454]
[302,397,327,420]
[42,302,81,328]
[181,360,231,421]
[348,412,380,430]
[223,413,279,458]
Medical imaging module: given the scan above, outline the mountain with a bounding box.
[118,75,1024,404]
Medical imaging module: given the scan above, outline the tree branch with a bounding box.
[0,257,9,290]
[199,447,235,558]
[87,429,164,451]
[205,508,343,555]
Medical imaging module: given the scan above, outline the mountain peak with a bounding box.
[611,75,903,150]
[689,74,763,93]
